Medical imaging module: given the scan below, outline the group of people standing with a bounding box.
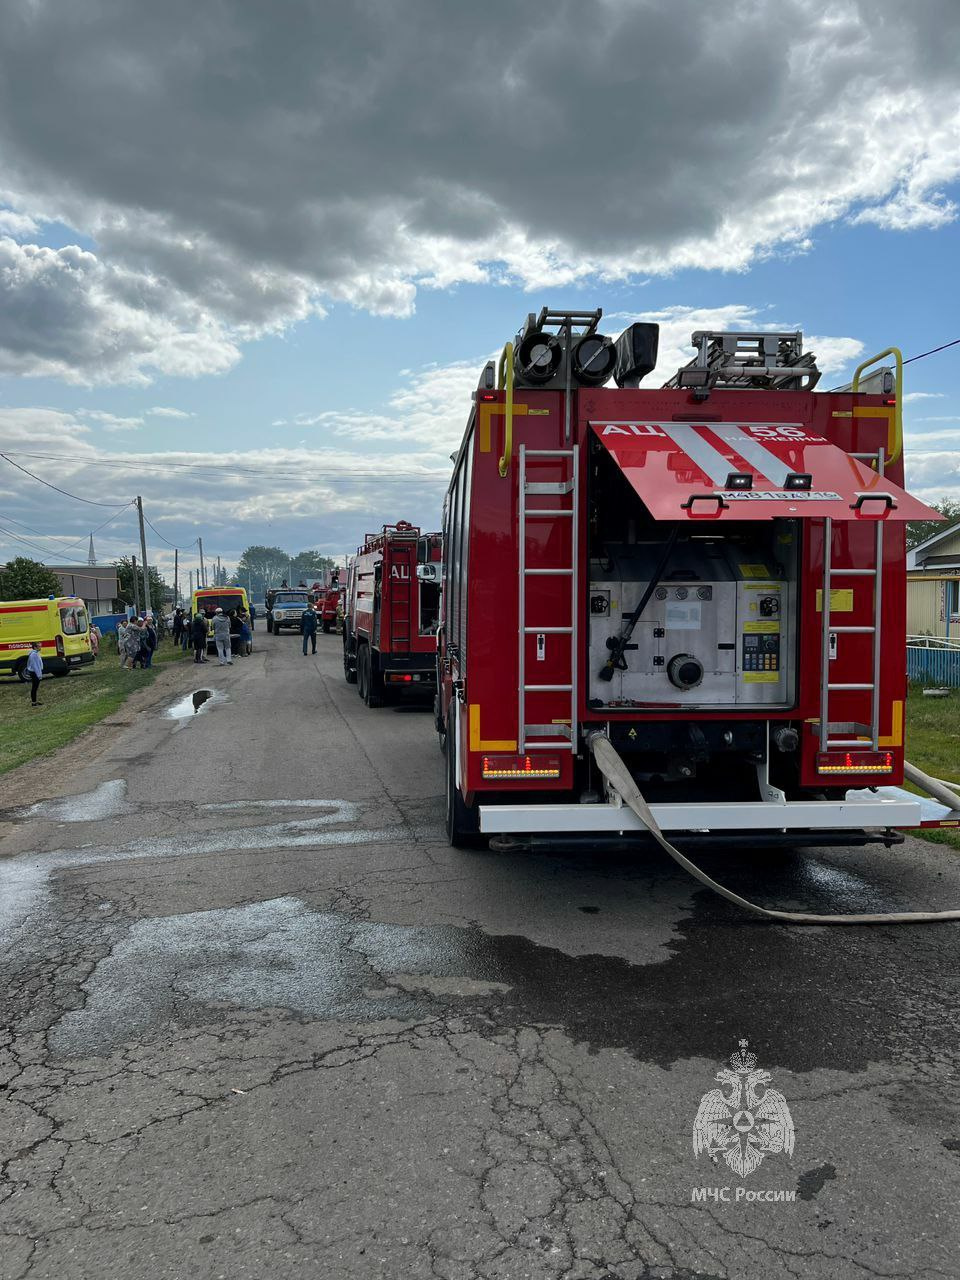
[116,616,158,670]
[171,606,252,666]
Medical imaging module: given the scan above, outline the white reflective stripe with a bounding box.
[658,423,731,485]
[708,423,790,486]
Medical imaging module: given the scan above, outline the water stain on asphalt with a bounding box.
[15,779,129,823]
[46,866,958,1079]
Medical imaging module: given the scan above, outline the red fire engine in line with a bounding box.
[310,569,341,633]
[437,307,960,854]
[343,521,442,706]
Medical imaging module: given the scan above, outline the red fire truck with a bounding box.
[343,521,442,706]
[310,569,341,633]
[437,307,956,849]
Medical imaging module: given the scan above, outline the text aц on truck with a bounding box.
[342,521,442,707]
[437,306,953,849]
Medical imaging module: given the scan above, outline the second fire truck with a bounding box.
[342,521,442,706]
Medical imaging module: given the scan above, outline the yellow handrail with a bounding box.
[497,341,514,478]
[852,346,903,464]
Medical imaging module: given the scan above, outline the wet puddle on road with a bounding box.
[165,688,219,720]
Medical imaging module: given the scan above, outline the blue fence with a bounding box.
[907,645,960,687]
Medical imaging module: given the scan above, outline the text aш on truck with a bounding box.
[0,596,95,680]
[191,585,251,653]
[437,306,954,849]
[342,521,442,706]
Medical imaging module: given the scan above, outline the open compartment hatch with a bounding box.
[590,419,933,522]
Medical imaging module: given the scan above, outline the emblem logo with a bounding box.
[693,1040,795,1179]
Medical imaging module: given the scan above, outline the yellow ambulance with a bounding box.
[0,596,95,680]
[191,585,252,654]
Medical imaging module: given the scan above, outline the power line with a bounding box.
[828,337,960,390]
[142,512,199,552]
[0,452,130,506]
[902,337,960,366]
[1,451,449,485]
[0,523,69,559]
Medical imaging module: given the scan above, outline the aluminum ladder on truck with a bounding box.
[518,444,579,754]
[388,542,414,649]
[818,447,888,753]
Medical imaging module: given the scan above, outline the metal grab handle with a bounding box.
[850,491,897,516]
[680,493,729,516]
[497,341,514,478]
[851,346,903,464]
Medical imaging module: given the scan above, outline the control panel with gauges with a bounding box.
[587,534,798,709]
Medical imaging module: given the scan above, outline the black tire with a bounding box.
[357,643,368,700]
[365,648,383,708]
[14,658,29,682]
[52,669,69,678]
[434,693,447,752]
[445,714,481,847]
[343,638,357,684]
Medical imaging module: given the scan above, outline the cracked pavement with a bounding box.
[1,634,959,1279]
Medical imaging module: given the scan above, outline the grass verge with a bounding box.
[903,684,960,852]
[0,643,187,776]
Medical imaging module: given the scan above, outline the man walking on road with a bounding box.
[191,612,208,664]
[26,641,43,707]
[300,603,318,656]
[212,607,233,665]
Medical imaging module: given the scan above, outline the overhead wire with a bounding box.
[0,452,129,505]
[827,335,960,390]
[142,512,199,552]
[0,501,136,562]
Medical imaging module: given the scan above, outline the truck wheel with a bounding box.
[361,645,383,708]
[357,643,368,699]
[445,715,481,848]
[434,693,446,752]
[343,639,357,684]
[14,657,29,682]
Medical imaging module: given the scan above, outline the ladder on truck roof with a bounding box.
[819,446,887,753]
[518,445,579,753]
[388,542,414,649]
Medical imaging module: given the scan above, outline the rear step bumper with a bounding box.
[480,791,926,835]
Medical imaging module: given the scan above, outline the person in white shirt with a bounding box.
[26,642,43,707]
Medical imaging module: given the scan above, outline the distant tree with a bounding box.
[212,563,232,586]
[236,545,296,597]
[114,556,166,614]
[0,556,62,601]
[290,550,335,584]
[907,499,960,551]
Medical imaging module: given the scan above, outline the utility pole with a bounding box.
[131,554,141,615]
[216,554,221,585]
[198,538,206,589]
[189,568,194,599]
[135,496,150,616]
[173,548,179,608]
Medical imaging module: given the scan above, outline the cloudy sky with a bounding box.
[1,0,959,582]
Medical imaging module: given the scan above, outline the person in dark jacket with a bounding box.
[191,612,208,664]
[171,608,185,647]
[142,619,158,668]
[228,609,243,657]
[300,604,318,656]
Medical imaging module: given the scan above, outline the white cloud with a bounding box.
[147,406,193,419]
[77,409,144,433]
[903,392,945,403]
[0,2,956,383]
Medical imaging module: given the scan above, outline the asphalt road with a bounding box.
[1,631,959,1280]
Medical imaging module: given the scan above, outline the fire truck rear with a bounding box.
[438,307,954,849]
[310,569,341,633]
[343,521,442,706]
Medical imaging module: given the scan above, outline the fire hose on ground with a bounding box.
[588,734,960,926]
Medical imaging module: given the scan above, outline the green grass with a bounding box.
[0,642,187,776]
[903,684,960,851]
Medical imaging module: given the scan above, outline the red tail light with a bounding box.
[816,750,894,775]
[482,754,560,779]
